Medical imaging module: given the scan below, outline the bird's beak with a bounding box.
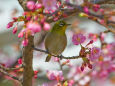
[67,24,71,26]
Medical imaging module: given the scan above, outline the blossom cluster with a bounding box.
[6,0,115,86]
[7,0,52,46]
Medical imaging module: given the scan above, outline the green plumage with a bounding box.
[45,20,68,62]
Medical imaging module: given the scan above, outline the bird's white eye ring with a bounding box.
[59,23,64,26]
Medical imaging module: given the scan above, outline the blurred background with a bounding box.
[0,0,115,86]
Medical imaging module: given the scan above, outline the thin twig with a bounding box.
[65,2,115,24]
[0,64,23,71]
[45,1,115,25]
[96,0,115,4]
[0,69,21,82]
[33,47,81,59]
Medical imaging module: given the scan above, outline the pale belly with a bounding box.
[45,32,67,55]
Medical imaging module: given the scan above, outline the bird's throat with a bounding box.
[52,26,67,35]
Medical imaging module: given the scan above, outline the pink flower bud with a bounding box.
[93,4,100,12]
[26,1,35,10]
[7,22,14,28]
[12,26,17,34]
[86,40,93,46]
[98,19,105,25]
[99,9,104,14]
[81,66,84,71]
[18,32,24,38]
[18,58,22,64]
[40,18,45,24]
[43,22,51,31]
[54,57,59,62]
[88,63,92,69]
[23,12,28,16]
[44,10,50,14]
[34,75,38,79]
[34,71,39,75]
[13,17,18,22]
[34,16,38,21]
[22,39,28,46]
[26,16,31,21]
[83,7,89,14]
[100,33,106,41]
[54,17,59,21]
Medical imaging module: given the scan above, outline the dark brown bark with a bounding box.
[17,1,36,86]
[22,36,34,86]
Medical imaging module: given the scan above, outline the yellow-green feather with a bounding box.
[45,54,51,62]
[45,20,67,62]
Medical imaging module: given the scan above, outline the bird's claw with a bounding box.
[59,55,63,60]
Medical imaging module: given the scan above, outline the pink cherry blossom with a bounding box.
[35,3,42,9]
[68,80,74,86]
[26,1,35,10]
[42,0,57,11]
[100,32,106,41]
[18,29,26,38]
[46,70,64,81]
[93,4,100,12]
[99,70,108,78]
[72,33,86,45]
[27,21,41,34]
[88,33,98,41]
[89,47,101,61]
[22,39,28,46]
[100,61,113,71]
[107,42,115,58]
[43,22,51,31]
[18,32,23,38]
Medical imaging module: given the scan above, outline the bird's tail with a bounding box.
[45,54,51,62]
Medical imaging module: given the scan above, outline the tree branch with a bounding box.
[18,0,38,10]
[96,0,115,4]
[0,64,23,71]
[22,36,34,86]
[0,69,21,82]
[45,1,115,25]
[65,2,115,24]
[17,1,35,86]
[33,47,81,59]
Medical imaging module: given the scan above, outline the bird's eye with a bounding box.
[59,23,64,27]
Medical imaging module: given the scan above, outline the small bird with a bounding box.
[45,20,70,62]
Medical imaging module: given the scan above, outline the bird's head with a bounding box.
[52,20,70,33]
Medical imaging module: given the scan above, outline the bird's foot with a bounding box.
[45,50,49,53]
[59,55,63,60]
